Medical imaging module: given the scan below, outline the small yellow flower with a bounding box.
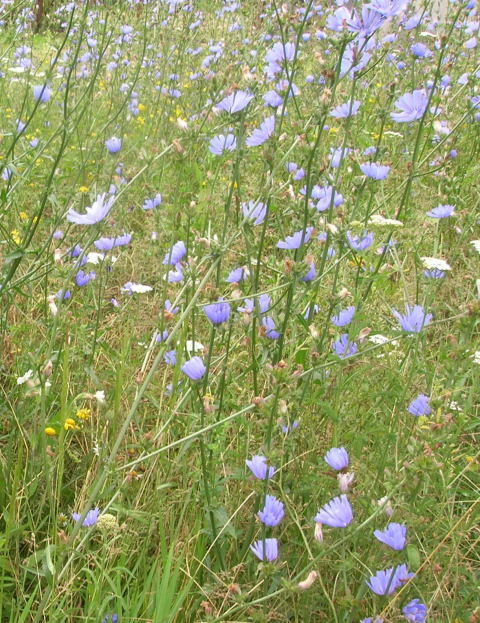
[79,186,89,193]
[45,427,57,436]
[138,103,145,111]
[19,211,28,221]
[64,418,79,431]
[137,117,145,125]
[76,407,91,421]
[11,230,21,245]
[329,127,339,134]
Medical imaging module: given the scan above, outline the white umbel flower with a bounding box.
[421,256,451,271]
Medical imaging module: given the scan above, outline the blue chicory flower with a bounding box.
[374,523,407,550]
[324,447,349,470]
[66,193,115,225]
[72,508,101,527]
[241,200,267,225]
[203,299,231,325]
[360,162,391,180]
[391,90,428,123]
[209,133,237,155]
[163,241,186,265]
[367,564,415,595]
[250,538,279,562]
[346,230,374,251]
[33,84,51,103]
[246,115,275,147]
[261,316,280,339]
[181,356,206,380]
[402,599,427,622]
[392,305,432,333]
[105,137,122,153]
[142,193,162,210]
[408,394,432,416]
[258,495,285,527]
[277,227,313,250]
[216,90,254,113]
[426,204,455,218]
[330,100,361,118]
[314,494,353,527]
[246,455,275,480]
[331,306,355,327]
[332,334,358,359]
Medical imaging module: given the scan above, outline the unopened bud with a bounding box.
[314,522,323,542]
[377,496,394,517]
[42,360,53,377]
[297,570,317,591]
[337,472,355,492]
[337,287,351,299]
[47,295,58,317]
[358,327,372,342]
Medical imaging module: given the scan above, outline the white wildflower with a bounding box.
[369,214,404,227]
[17,369,34,385]
[421,256,451,271]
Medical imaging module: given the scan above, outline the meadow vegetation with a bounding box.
[0,0,479,621]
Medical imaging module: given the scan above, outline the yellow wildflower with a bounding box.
[11,230,21,245]
[45,427,57,436]
[79,186,89,193]
[64,418,79,431]
[76,407,91,421]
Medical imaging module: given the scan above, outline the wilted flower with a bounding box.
[408,394,432,416]
[314,494,353,528]
[324,447,349,470]
[246,455,275,480]
[392,305,432,333]
[337,472,355,492]
[297,570,317,591]
[258,495,285,526]
[402,599,427,622]
[250,538,279,562]
[181,356,206,380]
[374,523,407,550]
